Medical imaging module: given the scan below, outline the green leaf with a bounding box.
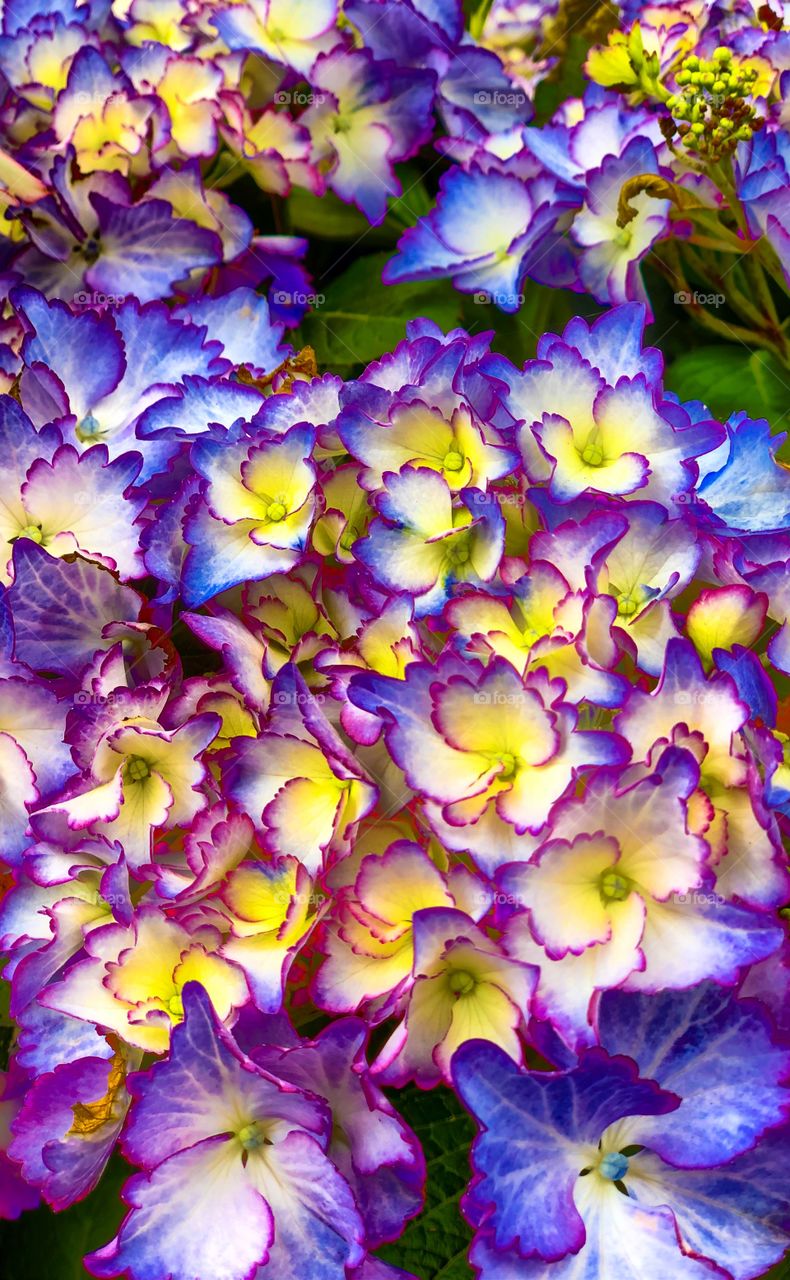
[376,1085,475,1280]
[467,0,495,39]
[532,33,589,124]
[666,346,790,434]
[759,1257,790,1279]
[0,1155,131,1280]
[287,188,395,243]
[386,164,435,230]
[288,156,437,244]
[459,282,599,366]
[301,253,462,370]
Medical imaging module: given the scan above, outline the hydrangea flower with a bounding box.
[301,47,436,225]
[385,167,576,311]
[453,1034,790,1280]
[0,16,787,1256]
[87,984,365,1280]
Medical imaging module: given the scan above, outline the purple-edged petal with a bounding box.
[596,984,790,1166]
[6,530,142,679]
[87,1137,275,1280]
[9,1054,128,1210]
[451,1041,678,1261]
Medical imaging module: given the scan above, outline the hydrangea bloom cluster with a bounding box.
[388,0,790,340]
[0,285,788,1279]
[0,3,788,1280]
[0,0,542,325]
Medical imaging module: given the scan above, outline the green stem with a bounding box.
[654,243,788,360]
[682,245,766,330]
[468,0,495,38]
[744,253,785,339]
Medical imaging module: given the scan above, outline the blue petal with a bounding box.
[597,984,790,1166]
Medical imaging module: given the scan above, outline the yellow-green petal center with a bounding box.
[125,756,151,784]
[17,524,44,544]
[599,869,631,903]
[581,441,604,467]
[448,969,476,997]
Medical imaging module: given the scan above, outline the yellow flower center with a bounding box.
[446,538,471,567]
[581,441,604,467]
[448,969,476,996]
[599,869,631,902]
[16,523,43,544]
[124,756,152,784]
[443,450,464,472]
[266,501,286,522]
[167,993,184,1019]
[76,412,103,442]
[237,1121,270,1151]
[498,752,517,779]
[617,593,639,617]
